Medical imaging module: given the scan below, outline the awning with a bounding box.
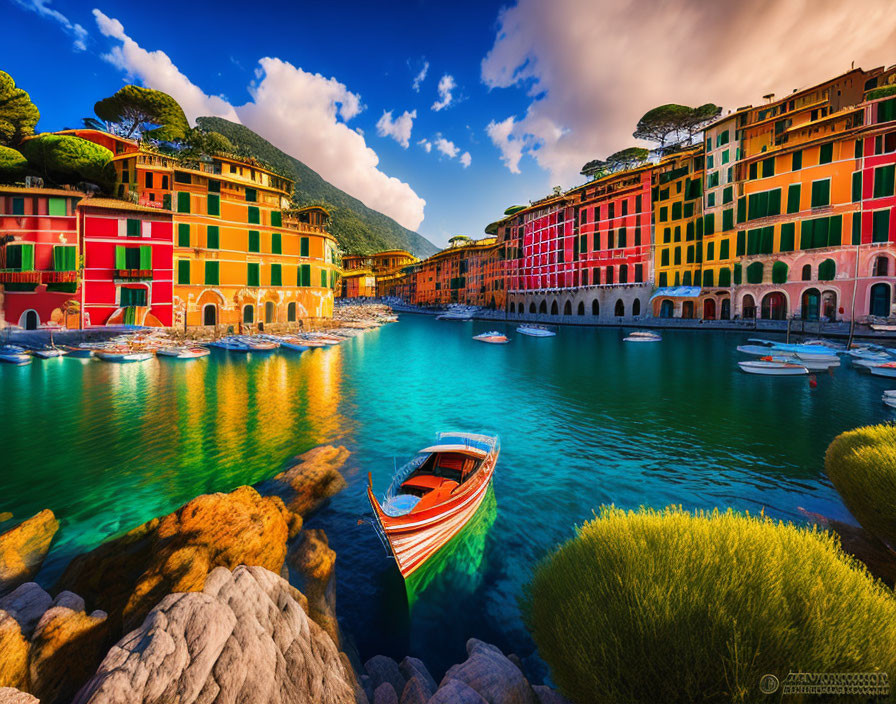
[649,286,701,301]
[419,444,489,458]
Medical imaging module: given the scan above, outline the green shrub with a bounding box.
[524,506,896,704]
[826,424,896,550]
[0,145,27,182]
[20,134,112,188]
[867,85,896,101]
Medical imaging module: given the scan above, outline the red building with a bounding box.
[79,199,174,327]
[0,186,83,329]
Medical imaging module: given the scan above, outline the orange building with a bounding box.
[339,249,417,299]
[412,237,503,307]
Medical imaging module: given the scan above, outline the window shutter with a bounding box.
[272,232,281,254]
[780,223,795,251]
[271,211,282,227]
[177,260,190,285]
[248,206,260,224]
[178,223,190,247]
[819,143,833,164]
[321,269,327,287]
[736,231,745,256]
[207,226,220,249]
[772,261,788,284]
[271,263,282,286]
[719,267,731,286]
[768,189,781,215]
[177,192,191,213]
[300,237,309,257]
[127,219,141,237]
[873,165,895,198]
[828,215,842,247]
[852,212,862,245]
[205,261,219,285]
[248,263,259,287]
[245,188,257,202]
[249,230,260,252]
[115,245,126,270]
[207,194,220,216]
[138,246,151,270]
[787,184,801,213]
[873,210,890,243]
[48,197,66,216]
[791,151,802,171]
[53,246,64,271]
[720,239,730,260]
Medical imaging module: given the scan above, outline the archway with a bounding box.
[592,299,599,316]
[720,298,731,320]
[801,264,812,281]
[632,299,641,317]
[539,300,548,314]
[821,290,837,320]
[578,301,585,316]
[563,300,572,316]
[20,310,39,330]
[243,304,255,324]
[287,302,297,322]
[660,300,673,318]
[874,256,890,277]
[870,283,891,317]
[703,298,716,320]
[202,304,217,326]
[742,294,756,319]
[801,288,820,321]
[550,300,558,316]
[614,299,625,317]
[509,302,515,314]
[762,292,787,320]
[682,301,694,319]
[529,302,537,314]
[265,301,275,324]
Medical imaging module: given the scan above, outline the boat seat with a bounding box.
[411,479,460,513]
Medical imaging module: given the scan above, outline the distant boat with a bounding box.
[156,347,210,360]
[95,350,153,363]
[738,360,808,376]
[259,335,309,352]
[437,305,476,321]
[516,325,555,337]
[208,336,277,352]
[367,432,499,579]
[869,362,896,378]
[624,331,661,343]
[473,331,509,344]
[0,345,31,365]
[32,347,67,359]
[738,343,838,361]
[61,345,94,358]
[883,393,896,409]
[766,354,839,372]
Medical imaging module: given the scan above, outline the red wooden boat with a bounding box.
[367,432,499,579]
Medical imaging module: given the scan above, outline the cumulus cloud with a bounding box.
[481,0,896,185]
[14,0,87,50]
[432,74,456,111]
[417,138,432,153]
[459,151,471,168]
[412,61,429,92]
[434,136,459,158]
[419,135,470,168]
[376,109,417,148]
[91,11,426,231]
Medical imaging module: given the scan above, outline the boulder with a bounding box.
[0,613,29,691]
[364,656,405,699]
[56,486,293,633]
[287,529,338,645]
[0,510,59,595]
[256,445,350,517]
[532,685,573,704]
[440,639,539,704]
[427,679,489,704]
[398,676,430,704]
[73,565,357,704]
[398,657,437,696]
[0,688,39,704]
[372,683,398,704]
[0,584,53,639]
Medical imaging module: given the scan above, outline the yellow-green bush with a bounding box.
[826,424,896,550]
[524,506,896,704]
[0,145,27,182]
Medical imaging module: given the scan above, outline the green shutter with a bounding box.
[791,151,802,171]
[661,249,669,266]
[720,239,730,260]
[177,192,191,213]
[772,261,788,284]
[873,209,890,243]
[48,197,66,216]
[245,188,257,202]
[53,246,64,271]
[300,263,311,286]
[768,189,781,215]
[760,226,774,254]
[702,269,713,287]
[736,231,745,256]
[127,219,141,237]
[706,241,714,261]
[11,197,24,215]
[207,194,220,217]
[733,263,742,284]
[139,245,152,270]
[271,232,281,254]
[819,143,833,164]
[828,215,842,247]
[248,230,260,252]
[811,180,830,207]
[177,260,190,285]
[853,172,863,202]
[320,268,327,287]
[53,245,76,271]
[205,261,219,285]
[813,217,830,249]
[747,261,764,284]
[248,206,260,224]
[270,263,282,286]
[178,223,190,247]
[737,197,746,223]
[762,158,774,177]
[787,184,801,213]
[780,222,795,251]
[271,211,282,227]
[115,245,126,270]
[800,219,814,249]
[818,259,836,281]
[722,209,733,230]
[873,164,895,198]
[852,212,862,245]
[300,237,309,257]
[248,262,259,287]
[719,267,731,286]
[207,226,220,249]
[855,139,863,158]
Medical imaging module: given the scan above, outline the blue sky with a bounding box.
[5,0,896,249]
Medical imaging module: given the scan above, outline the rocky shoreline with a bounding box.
[0,446,570,704]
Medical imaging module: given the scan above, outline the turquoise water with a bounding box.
[0,316,891,675]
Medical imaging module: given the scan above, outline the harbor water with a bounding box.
[0,315,890,675]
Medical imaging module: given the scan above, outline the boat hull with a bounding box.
[738,361,808,375]
[869,365,896,378]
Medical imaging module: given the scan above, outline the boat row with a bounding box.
[436,305,478,321]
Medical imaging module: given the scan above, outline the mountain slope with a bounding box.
[196,117,438,258]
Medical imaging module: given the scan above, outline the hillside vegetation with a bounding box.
[197,117,438,258]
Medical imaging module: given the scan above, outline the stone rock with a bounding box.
[398,676,430,704]
[0,688,39,704]
[0,613,29,691]
[73,565,357,704]
[287,529,338,645]
[0,510,59,595]
[398,656,437,695]
[364,655,405,699]
[507,654,524,673]
[256,445,350,517]
[0,512,13,523]
[427,679,489,704]
[532,685,573,704]
[0,583,53,638]
[372,683,398,704]
[441,639,538,704]
[56,486,293,633]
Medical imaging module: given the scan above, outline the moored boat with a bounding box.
[473,331,509,344]
[869,362,896,378]
[61,345,94,358]
[763,354,839,371]
[156,347,211,359]
[738,360,808,376]
[624,331,661,343]
[516,325,556,337]
[32,347,67,359]
[0,345,32,365]
[367,432,500,579]
[95,350,154,363]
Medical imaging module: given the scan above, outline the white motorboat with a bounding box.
[437,305,477,321]
[737,344,837,361]
[624,331,662,343]
[0,345,31,365]
[95,350,153,363]
[473,331,509,344]
[869,363,896,378]
[738,360,808,376]
[32,347,67,359]
[765,354,839,372]
[516,325,556,337]
[156,347,210,360]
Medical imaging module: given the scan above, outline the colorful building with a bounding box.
[79,199,173,326]
[412,236,501,307]
[340,249,417,299]
[0,186,82,329]
[342,269,377,298]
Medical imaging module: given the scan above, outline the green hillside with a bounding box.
[196,117,438,258]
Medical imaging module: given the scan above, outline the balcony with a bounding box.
[115,269,153,281]
[0,270,41,284]
[42,270,78,284]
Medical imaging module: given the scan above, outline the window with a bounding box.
[174,171,191,184]
[207,194,220,217]
[320,268,328,287]
[287,302,296,322]
[706,242,715,261]
[802,264,812,281]
[856,139,864,158]
[780,222,796,251]
[634,264,643,282]
[722,209,733,230]
[177,192,190,213]
[873,164,895,198]
[704,213,715,236]
[299,263,311,286]
[205,261,219,285]
[707,155,714,169]
[661,249,670,266]
[271,232,282,254]
[787,184,801,213]
[722,150,730,164]
[271,211,282,227]
[120,287,147,307]
[208,179,220,193]
[723,186,733,204]
[811,180,830,208]
[818,258,836,281]
[708,172,720,188]
[52,245,76,271]
[658,272,667,287]
[177,260,190,285]
[674,248,681,265]
[659,206,668,222]
[207,226,220,249]
[853,212,862,245]
[801,215,842,249]
[707,192,716,207]
[11,197,24,215]
[245,188,257,202]
[772,261,788,284]
[719,267,731,286]
[819,142,833,164]
[270,263,282,286]
[634,225,641,246]
[606,267,614,284]
[874,256,890,277]
[248,230,260,252]
[736,231,746,256]
[791,151,802,171]
[248,262,260,287]
[873,209,891,243]
[686,245,694,264]
[746,261,764,284]
[145,172,153,189]
[299,237,309,257]
[48,197,66,216]
[737,196,746,223]
[663,227,671,243]
[720,238,730,261]
[672,202,682,220]
[618,227,626,248]
[762,158,774,178]
[178,223,190,247]
[248,206,260,224]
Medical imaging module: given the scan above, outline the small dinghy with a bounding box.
[738,360,808,376]
[32,347,67,359]
[516,325,555,337]
[95,350,153,363]
[883,393,896,409]
[473,331,509,344]
[763,354,838,372]
[156,347,210,360]
[367,432,499,579]
[0,345,32,365]
[624,331,661,343]
[869,362,896,378]
[61,346,94,358]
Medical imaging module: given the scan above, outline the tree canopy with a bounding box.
[94,85,189,141]
[20,134,113,188]
[181,128,235,158]
[0,71,40,147]
[606,147,649,172]
[580,159,607,179]
[633,103,721,150]
[0,145,28,182]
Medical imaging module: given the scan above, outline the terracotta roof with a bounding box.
[78,198,172,214]
[0,185,87,197]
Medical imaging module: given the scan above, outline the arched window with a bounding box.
[870,283,891,317]
[801,264,812,281]
[539,300,547,314]
[818,259,836,281]
[632,299,641,317]
[509,302,515,314]
[592,299,600,316]
[721,298,731,320]
[203,304,217,326]
[762,292,787,320]
[265,301,275,323]
[874,256,890,277]
[703,299,716,320]
[577,301,585,316]
[287,302,297,322]
[20,310,39,330]
[682,301,694,319]
[614,299,625,317]
[243,305,254,324]
[742,294,756,319]
[529,302,537,314]
[801,288,820,321]
[772,261,788,284]
[550,300,558,316]
[563,300,572,315]
[746,262,764,284]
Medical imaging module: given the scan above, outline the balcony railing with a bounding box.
[0,270,41,284]
[43,271,78,283]
[116,269,153,281]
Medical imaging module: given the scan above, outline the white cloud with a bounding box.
[14,0,87,50]
[459,151,471,168]
[432,74,456,111]
[412,61,429,92]
[376,109,417,148]
[420,136,470,168]
[417,138,432,153]
[481,0,896,185]
[434,137,459,158]
[91,11,426,231]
